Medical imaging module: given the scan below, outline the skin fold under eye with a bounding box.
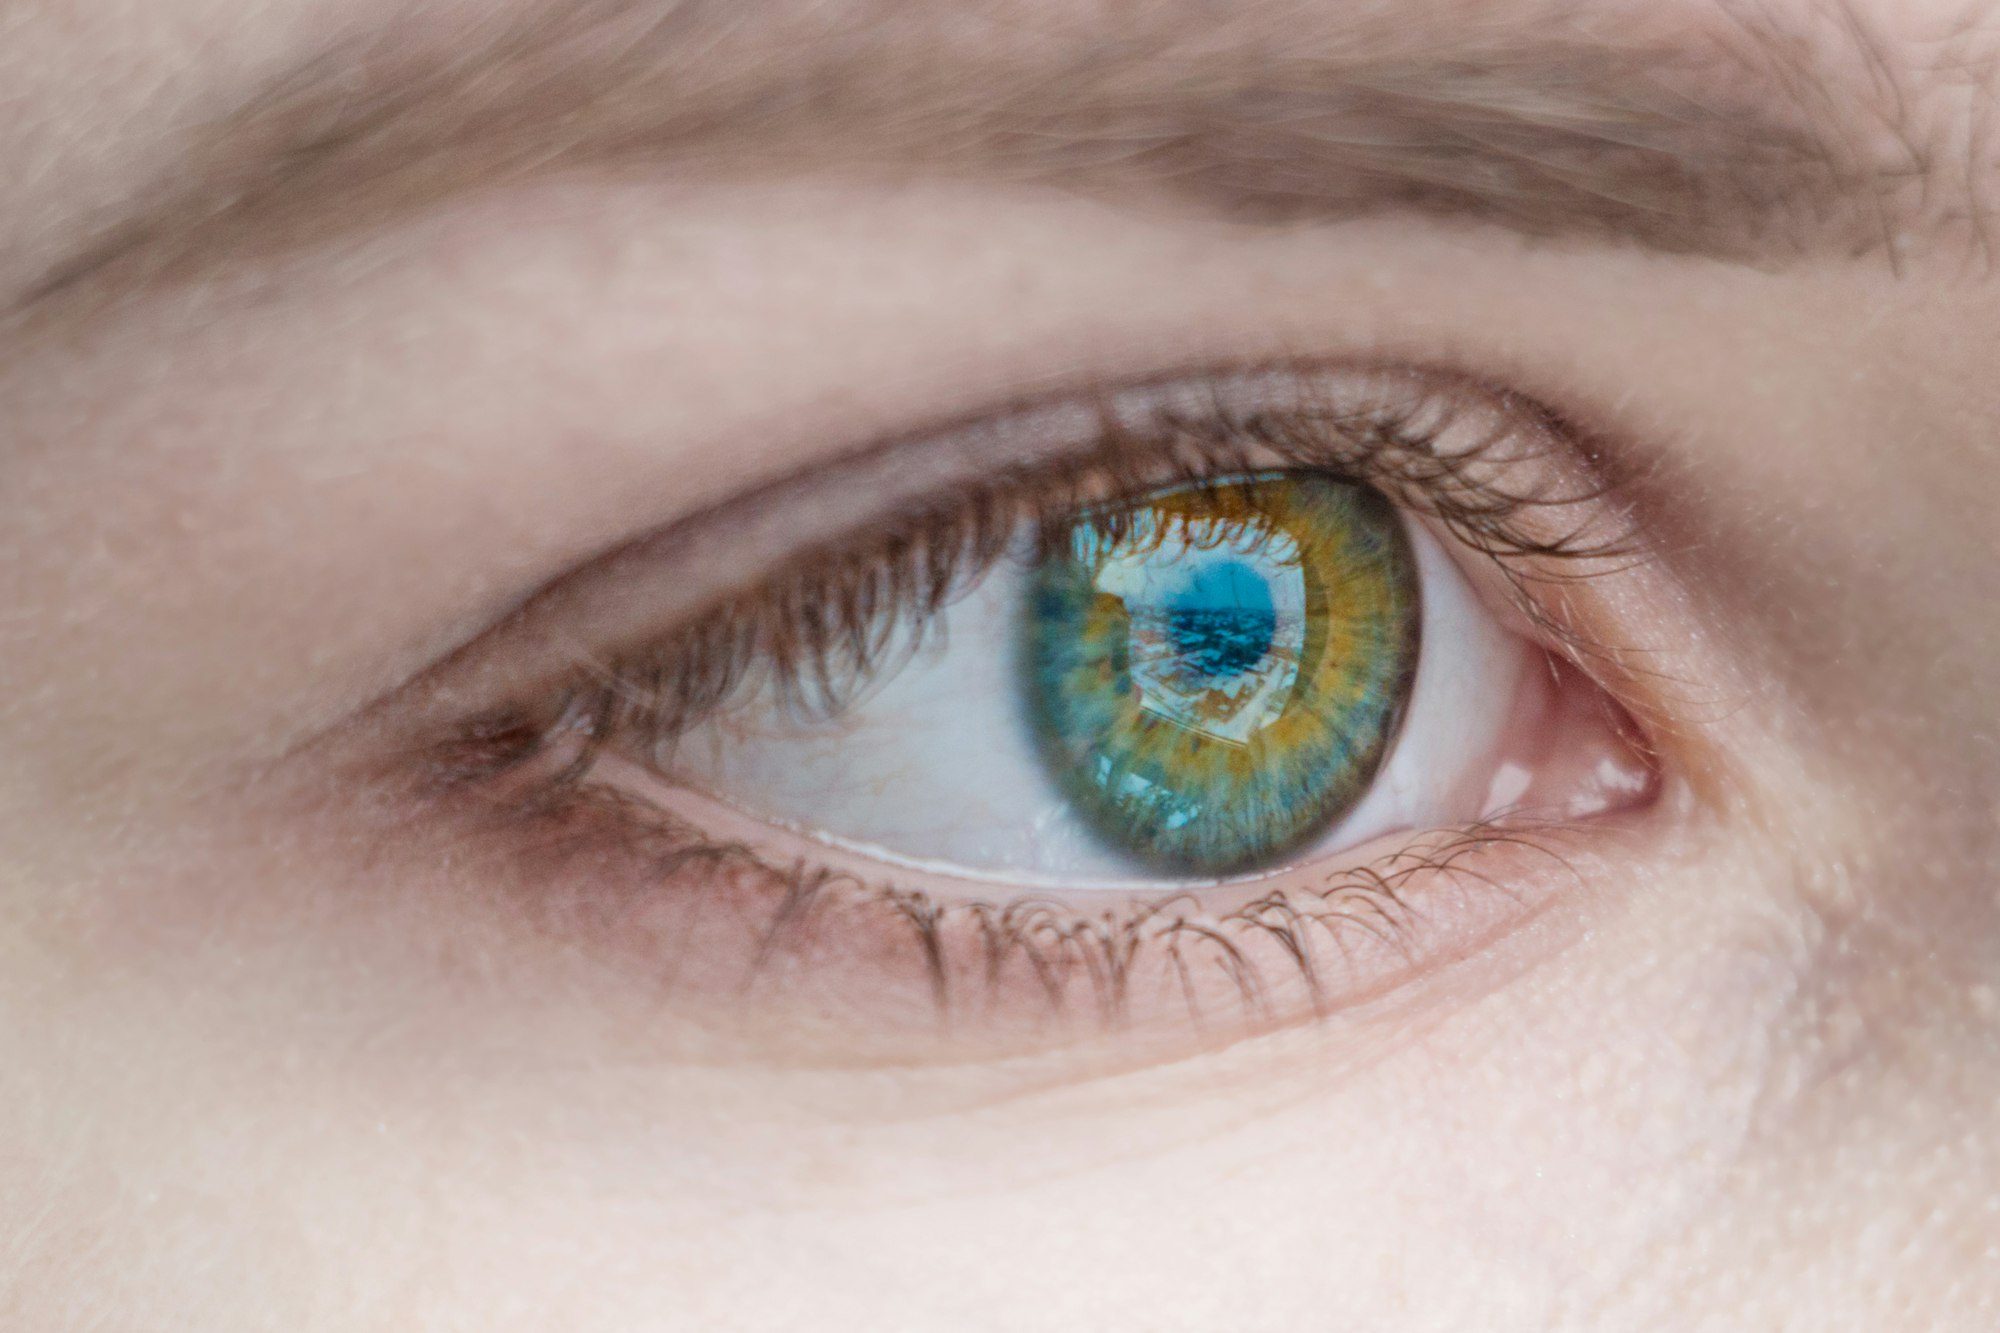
[376,364,1667,1054]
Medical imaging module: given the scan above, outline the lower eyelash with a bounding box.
[439,761,1592,1040]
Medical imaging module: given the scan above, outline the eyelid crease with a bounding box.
[415,363,1639,801]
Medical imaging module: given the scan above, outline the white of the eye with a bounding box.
[667,514,1538,887]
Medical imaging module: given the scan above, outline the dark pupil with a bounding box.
[1161,557,1276,679]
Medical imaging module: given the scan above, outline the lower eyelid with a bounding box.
[435,738,1648,1058]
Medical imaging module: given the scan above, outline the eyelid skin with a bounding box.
[313,357,1694,1062]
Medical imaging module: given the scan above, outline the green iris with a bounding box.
[1020,471,1421,876]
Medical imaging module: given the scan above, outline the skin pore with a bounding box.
[1,0,1997,1329]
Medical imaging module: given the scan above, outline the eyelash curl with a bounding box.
[406,367,1645,1036]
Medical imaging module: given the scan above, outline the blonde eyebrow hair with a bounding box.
[10,0,1986,315]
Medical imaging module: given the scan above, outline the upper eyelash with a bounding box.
[424,369,1633,796]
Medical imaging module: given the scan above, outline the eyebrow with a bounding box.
[9,0,1975,316]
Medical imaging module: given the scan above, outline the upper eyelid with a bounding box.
[373,359,1636,775]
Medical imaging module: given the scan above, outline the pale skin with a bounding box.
[2,0,1998,1329]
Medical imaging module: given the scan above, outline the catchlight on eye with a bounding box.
[1022,473,1419,875]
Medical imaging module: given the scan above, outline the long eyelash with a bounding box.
[429,373,1632,794]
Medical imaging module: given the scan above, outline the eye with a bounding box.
[391,365,1663,1051]
[668,468,1574,886]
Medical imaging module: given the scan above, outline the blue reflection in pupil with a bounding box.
[1163,558,1276,678]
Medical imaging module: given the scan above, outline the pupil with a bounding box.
[1162,558,1276,678]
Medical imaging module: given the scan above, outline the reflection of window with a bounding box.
[1087,516,1309,748]
[1129,612,1305,747]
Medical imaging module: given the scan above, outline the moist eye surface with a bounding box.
[1022,471,1420,876]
